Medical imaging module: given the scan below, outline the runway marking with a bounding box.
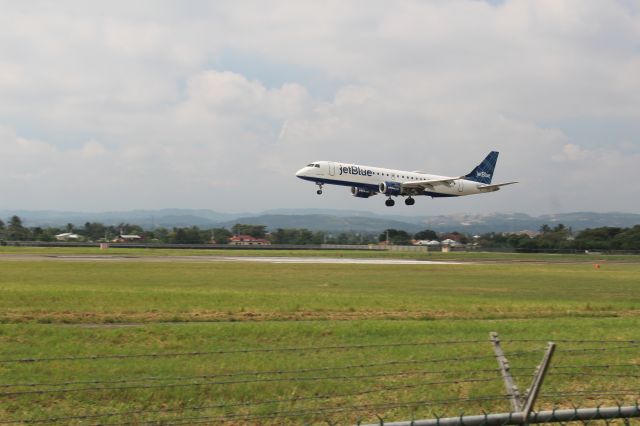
[214,256,467,265]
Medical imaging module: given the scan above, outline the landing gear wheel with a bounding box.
[316,189,323,195]
[385,198,395,207]
[405,197,415,206]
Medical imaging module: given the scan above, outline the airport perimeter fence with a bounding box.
[2,240,640,255]
[0,240,385,251]
[0,333,638,425]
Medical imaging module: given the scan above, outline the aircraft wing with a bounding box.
[401,176,465,189]
[477,181,519,192]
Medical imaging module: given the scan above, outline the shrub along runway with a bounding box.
[0,249,638,424]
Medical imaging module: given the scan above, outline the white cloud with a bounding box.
[0,0,638,213]
[554,144,589,162]
[78,141,107,159]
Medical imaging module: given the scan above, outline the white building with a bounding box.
[441,238,460,246]
[55,232,80,241]
[414,240,441,246]
[112,234,142,243]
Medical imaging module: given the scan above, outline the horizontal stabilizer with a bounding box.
[477,181,519,192]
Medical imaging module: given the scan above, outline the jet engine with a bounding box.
[351,187,375,198]
[379,181,402,196]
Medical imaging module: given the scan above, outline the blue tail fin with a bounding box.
[465,151,499,184]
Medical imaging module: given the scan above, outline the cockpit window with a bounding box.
[315,164,320,168]
[306,163,315,167]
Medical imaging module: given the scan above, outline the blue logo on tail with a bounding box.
[465,151,499,184]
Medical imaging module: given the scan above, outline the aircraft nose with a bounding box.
[295,167,306,177]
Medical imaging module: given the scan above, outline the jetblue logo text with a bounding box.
[340,166,373,176]
[476,171,491,178]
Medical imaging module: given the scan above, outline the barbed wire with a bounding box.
[120,395,513,426]
[547,372,640,379]
[513,372,640,380]
[542,390,640,398]
[0,349,541,372]
[0,340,640,364]
[0,364,506,389]
[6,361,634,391]
[502,339,639,344]
[0,381,508,424]
[2,339,638,425]
[130,394,640,426]
[554,345,639,356]
[5,389,638,426]
[0,371,502,398]
[0,338,498,364]
[511,363,639,371]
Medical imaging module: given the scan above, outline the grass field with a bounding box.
[0,250,639,424]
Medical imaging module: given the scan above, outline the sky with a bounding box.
[1,0,639,215]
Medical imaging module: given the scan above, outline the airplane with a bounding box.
[295,151,517,207]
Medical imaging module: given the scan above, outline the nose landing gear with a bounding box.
[316,183,323,195]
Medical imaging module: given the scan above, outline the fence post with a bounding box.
[489,332,522,413]
[521,341,555,425]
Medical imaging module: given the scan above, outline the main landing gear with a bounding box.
[385,197,415,207]
[316,183,323,195]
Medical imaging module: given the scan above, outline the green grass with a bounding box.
[0,251,639,424]
[0,260,638,324]
[1,320,638,424]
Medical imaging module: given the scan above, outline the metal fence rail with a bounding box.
[3,240,640,254]
[0,240,384,250]
[370,405,640,426]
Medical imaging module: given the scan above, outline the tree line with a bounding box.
[478,223,640,251]
[1,215,638,249]
[0,216,377,245]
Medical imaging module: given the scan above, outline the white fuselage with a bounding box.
[296,161,485,198]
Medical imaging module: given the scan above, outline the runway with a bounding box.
[0,254,468,265]
[215,256,467,265]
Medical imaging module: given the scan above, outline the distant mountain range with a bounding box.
[0,209,243,229]
[2,209,639,234]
